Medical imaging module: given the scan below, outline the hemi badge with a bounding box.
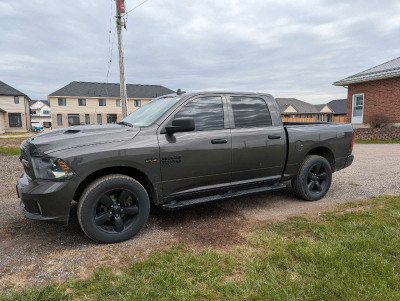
[145,158,157,163]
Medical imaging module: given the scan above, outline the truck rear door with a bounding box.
[227,95,286,186]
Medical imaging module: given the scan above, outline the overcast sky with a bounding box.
[0,0,399,103]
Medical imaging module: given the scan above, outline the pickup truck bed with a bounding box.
[283,122,353,180]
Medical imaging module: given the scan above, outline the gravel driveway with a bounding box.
[0,144,399,291]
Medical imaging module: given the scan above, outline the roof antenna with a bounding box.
[177,89,186,95]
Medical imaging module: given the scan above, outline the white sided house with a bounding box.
[30,100,52,129]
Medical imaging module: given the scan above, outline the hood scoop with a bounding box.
[64,129,81,134]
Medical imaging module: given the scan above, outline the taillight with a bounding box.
[350,132,355,152]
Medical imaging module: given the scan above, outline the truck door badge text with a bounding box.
[161,156,182,166]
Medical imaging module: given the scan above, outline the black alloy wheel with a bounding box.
[94,189,139,233]
[306,163,328,193]
[78,175,150,243]
[291,155,332,201]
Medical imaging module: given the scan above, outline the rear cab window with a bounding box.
[230,96,272,128]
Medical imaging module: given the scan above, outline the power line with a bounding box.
[124,0,151,15]
[107,0,113,59]
[97,0,117,113]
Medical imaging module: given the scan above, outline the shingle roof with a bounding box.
[275,98,319,114]
[314,104,326,111]
[0,81,26,96]
[334,57,400,86]
[49,81,175,98]
[327,99,347,115]
[29,100,50,107]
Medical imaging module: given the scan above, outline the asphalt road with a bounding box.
[0,144,399,291]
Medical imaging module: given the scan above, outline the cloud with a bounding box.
[0,0,399,104]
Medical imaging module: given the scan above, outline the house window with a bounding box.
[116,99,121,107]
[43,110,50,115]
[78,99,86,106]
[99,99,106,106]
[134,100,141,107]
[68,114,80,126]
[318,114,325,121]
[97,114,102,124]
[57,114,63,125]
[8,113,22,127]
[107,114,117,124]
[85,114,90,125]
[14,96,19,104]
[58,98,66,106]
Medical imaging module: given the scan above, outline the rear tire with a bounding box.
[291,155,332,201]
[77,174,150,243]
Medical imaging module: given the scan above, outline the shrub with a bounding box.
[368,113,389,128]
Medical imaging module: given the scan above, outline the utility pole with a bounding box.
[115,0,128,118]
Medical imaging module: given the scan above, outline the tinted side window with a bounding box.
[230,97,272,128]
[174,96,224,131]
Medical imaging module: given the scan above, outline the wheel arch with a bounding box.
[73,166,159,205]
[305,146,336,171]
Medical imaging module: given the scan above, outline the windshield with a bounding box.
[120,96,181,127]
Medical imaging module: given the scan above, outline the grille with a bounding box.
[20,142,36,180]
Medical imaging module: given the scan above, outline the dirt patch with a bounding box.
[0,138,25,148]
[155,203,252,249]
[224,272,244,282]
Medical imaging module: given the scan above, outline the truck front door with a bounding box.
[158,95,232,197]
[228,95,286,186]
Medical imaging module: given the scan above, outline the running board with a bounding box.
[162,183,286,211]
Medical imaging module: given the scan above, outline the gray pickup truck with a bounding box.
[17,92,354,243]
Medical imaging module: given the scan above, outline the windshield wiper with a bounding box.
[117,121,134,127]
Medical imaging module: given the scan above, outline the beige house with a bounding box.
[0,81,31,133]
[314,104,334,122]
[276,98,334,122]
[48,81,174,128]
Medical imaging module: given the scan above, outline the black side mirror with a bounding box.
[165,117,195,134]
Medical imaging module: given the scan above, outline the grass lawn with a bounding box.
[0,132,29,136]
[0,147,20,156]
[2,195,400,300]
[355,139,400,144]
[0,137,26,140]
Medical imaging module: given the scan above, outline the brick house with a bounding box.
[334,57,400,125]
[48,81,174,128]
[0,81,31,133]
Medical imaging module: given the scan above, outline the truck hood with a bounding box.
[27,124,140,155]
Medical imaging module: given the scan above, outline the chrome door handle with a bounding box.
[211,138,228,144]
[268,134,281,139]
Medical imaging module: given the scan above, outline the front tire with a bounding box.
[77,174,150,243]
[291,155,332,201]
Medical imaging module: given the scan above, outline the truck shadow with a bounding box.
[1,188,297,269]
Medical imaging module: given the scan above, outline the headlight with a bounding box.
[31,157,75,180]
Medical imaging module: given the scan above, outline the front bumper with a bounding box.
[17,173,79,225]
